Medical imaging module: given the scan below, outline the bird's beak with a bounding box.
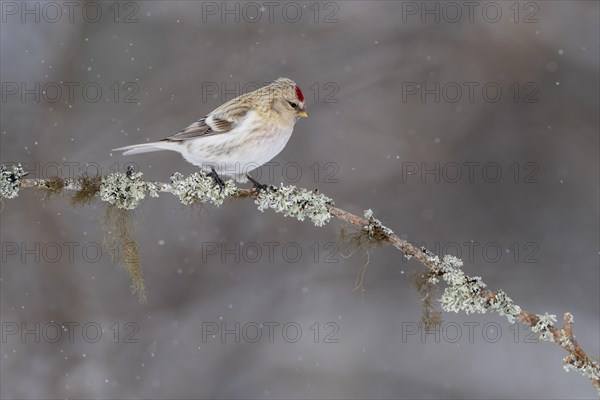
[298,110,309,118]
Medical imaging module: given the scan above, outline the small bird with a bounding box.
[113,77,308,185]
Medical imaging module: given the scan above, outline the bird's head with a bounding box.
[271,77,308,119]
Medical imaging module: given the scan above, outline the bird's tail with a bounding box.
[112,141,179,156]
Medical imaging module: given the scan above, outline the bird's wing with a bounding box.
[164,118,221,141]
[164,100,252,141]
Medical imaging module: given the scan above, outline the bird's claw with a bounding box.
[247,175,268,192]
[207,168,225,194]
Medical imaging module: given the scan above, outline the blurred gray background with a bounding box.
[1,1,599,398]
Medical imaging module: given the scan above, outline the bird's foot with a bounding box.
[207,168,225,194]
[247,174,268,192]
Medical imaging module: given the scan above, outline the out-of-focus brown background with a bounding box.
[1,1,598,398]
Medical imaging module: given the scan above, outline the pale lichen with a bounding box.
[255,184,333,226]
[363,209,394,239]
[440,283,489,315]
[436,255,491,315]
[423,247,441,266]
[427,252,598,388]
[488,290,521,324]
[146,182,160,198]
[168,172,236,206]
[0,164,26,199]
[557,330,574,350]
[100,169,148,210]
[532,313,557,342]
[427,276,439,285]
[339,209,393,253]
[563,354,600,391]
[565,312,574,325]
[431,255,522,323]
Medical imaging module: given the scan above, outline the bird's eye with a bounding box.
[288,101,297,109]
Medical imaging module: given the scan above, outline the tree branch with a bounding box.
[1,164,598,394]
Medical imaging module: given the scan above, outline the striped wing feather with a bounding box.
[164,100,251,141]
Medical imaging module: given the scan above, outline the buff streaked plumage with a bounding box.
[112,77,308,182]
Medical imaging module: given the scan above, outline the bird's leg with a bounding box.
[207,168,225,193]
[247,174,268,192]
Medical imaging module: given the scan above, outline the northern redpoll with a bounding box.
[113,77,308,184]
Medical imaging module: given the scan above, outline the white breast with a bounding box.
[181,111,296,181]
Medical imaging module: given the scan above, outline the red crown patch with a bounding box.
[295,85,304,102]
